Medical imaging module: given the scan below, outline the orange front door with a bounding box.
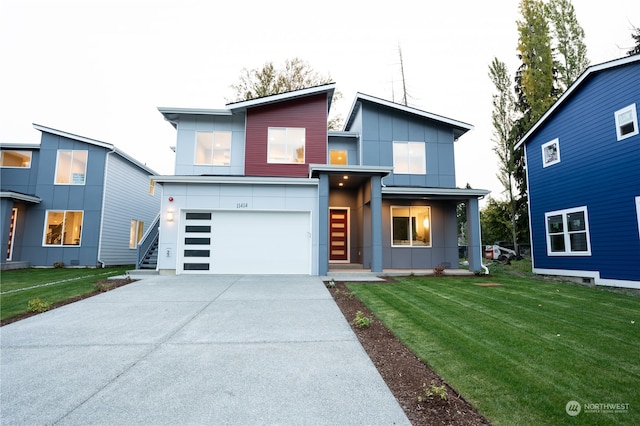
[329,209,348,261]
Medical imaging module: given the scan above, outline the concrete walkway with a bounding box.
[1,275,410,425]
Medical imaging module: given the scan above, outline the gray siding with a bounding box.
[99,153,161,265]
[174,114,246,176]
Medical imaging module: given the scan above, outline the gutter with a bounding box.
[96,146,116,268]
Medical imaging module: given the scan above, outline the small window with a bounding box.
[43,211,83,246]
[393,141,426,174]
[545,206,591,256]
[329,150,347,165]
[615,104,638,141]
[149,180,155,195]
[391,206,431,247]
[55,150,88,184]
[129,220,144,249]
[268,127,305,164]
[195,131,232,165]
[1,150,32,168]
[541,138,560,167]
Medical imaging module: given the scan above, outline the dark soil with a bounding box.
[328,280,491,426]
[0,278,136,327]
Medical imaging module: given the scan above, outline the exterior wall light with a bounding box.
[167,210,174,222]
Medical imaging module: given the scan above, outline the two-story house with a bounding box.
[0,124,161,269]
[153,84,489,275]
[515,55,640,289]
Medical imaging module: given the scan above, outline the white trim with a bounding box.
[0,150,32,168]
[392,141,426,175]
[267,127,306,164]
[54,149,88,185]
[541,138,560,167]
[154,175,319,186]
[533,268,640,290]
[390,205,432,248]
[194,131,233,166]
[614,103,639,141]
[329,207,350,263]
[636,196,640,239]
[545,206,591,256]
[382,187,490,198]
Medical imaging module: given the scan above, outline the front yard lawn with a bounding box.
[1,266,132,322]
[346,266,639,425]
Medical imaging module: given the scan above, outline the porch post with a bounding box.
[318,174,329,275]
[370,175,383,272]
[465,197,483,272]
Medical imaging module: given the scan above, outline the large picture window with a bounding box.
[55,150,87,184]
[615,104,638,141]
[391,206,431,247]
[393,141,426,174]
[43,211,83,246]
[1,150,32,168]
[545,206,590,256]
[268,127,305,164]
[195,131,232,166]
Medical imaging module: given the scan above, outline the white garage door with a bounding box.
[179,210,311,274]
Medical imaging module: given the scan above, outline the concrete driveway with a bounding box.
[1,274,410,425]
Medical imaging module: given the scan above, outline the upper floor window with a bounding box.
[393,141,425,174]
[55,150,87,185]
[195,131,232,166]
[129,220,144,249]
[268,127,305,164]
[329,149,347,165]
[541,138,560,167]
[391,206,431,247]
[615,103,638,141]
[545,206,591,256]
[1,150,32,168]
[43,210,83,246]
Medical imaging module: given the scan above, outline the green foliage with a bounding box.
[325,278,336,289]
[53,261,65,268]
[418,381,448,402]
[1,266,132,321]
[480,197,529,245]
[346,270,640,425]
[353,310,372,329]
[629,25,640,56]
[27,298,51,313]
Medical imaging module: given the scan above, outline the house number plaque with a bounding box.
[236,202,249,208]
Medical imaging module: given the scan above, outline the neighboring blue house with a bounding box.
[515,55,640,289]
[153,85,489,275]
[0,124,161,269]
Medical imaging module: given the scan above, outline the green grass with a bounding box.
[1,266,132,321]
[347,261,640,425]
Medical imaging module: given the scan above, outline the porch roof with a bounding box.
[308,164,393,178]
[0,191,41,204]
[382,186,490,200]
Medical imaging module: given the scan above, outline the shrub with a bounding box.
[53,261,65,268]
[353,310,372,328]
[418,381,448,402]
[27,298,51,313]
[434,263,446,276]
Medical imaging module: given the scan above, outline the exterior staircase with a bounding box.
[139,237,158,269]
[136,214,160,271]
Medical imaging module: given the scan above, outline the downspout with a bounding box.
[477,195,489,275]
[96,147,116,268]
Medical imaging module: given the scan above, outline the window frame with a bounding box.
[42,210,84,246]
[541,138,560,167]
[392,141,426,174]
[54,150,88,185]
[544,206,591,256]
[614,103,639,141]
[390,206,432,248]
[267,127,306,164]
[194,131,232,166]
[1,150,32,168]
[129,220,145,249]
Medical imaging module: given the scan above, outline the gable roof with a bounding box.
[32,124,158,175]
[515,55,640,150]
[344,93,474,140]
[225,83,336,112]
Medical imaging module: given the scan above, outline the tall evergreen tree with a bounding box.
[489,58,520,252]
[628,25,640,56]
[547,0,589,90]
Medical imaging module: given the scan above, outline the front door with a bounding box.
[329,208,348,261]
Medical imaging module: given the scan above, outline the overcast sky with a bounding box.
[1,0,637,200]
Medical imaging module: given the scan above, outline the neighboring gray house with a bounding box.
[0,124,161,269]
[151,85,489,275]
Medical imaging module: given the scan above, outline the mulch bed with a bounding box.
[328,280,491,426]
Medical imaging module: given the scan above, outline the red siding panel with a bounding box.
[245,94,328,177]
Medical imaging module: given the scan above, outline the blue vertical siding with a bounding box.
[527,62,640,281]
